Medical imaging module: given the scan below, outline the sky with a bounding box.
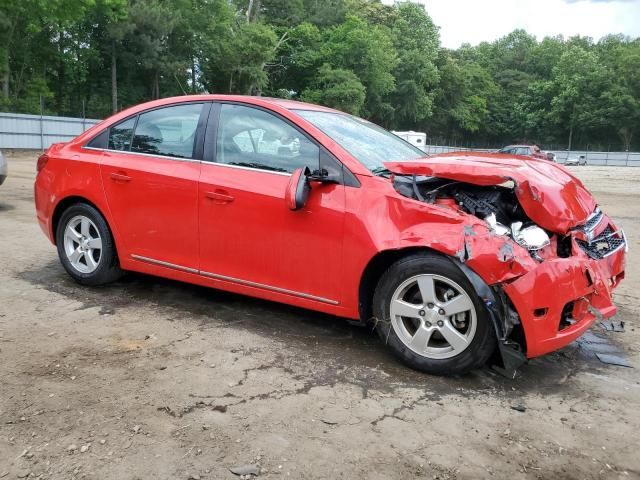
[386,0,640,48]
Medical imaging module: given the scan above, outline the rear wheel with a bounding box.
[373,252,496,375]
[56,203,123,286]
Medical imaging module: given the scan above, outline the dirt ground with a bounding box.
[1,150,639,480]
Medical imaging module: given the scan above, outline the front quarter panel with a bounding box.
[340,176,537,316]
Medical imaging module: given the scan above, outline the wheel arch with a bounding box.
[51,196,117,249]
[359,246,527,376]
[358,246,440,323]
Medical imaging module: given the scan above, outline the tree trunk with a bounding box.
[246,0,254,22]
[56,30,65,115]
[2,18,15,100]
[111,41,118,114]
[620,128,632,152]
[191,55,196,93]
[567,103,576,151]
[152,70,160,99]
[1,53,9,99]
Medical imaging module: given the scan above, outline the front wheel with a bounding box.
[373,253,496,375]
[56,203,123,286]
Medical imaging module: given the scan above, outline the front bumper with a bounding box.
[503,214,626,358]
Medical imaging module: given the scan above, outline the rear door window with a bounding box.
[131,103,203,159]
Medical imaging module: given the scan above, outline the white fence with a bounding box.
[421,144,640,166]
[0,112,100,150]
[2,112,639,166]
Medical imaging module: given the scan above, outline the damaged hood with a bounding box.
[385,153,596,234]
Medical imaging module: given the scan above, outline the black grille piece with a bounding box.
[582,209,604,233]
[576,226,625,260]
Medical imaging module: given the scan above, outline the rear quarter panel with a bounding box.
[35,145,116,246]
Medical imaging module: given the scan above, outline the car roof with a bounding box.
[252,97,340,113]
[153,94,342,113]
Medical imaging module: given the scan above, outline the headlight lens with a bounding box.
[511,222,550,250]
[485,213,510,236]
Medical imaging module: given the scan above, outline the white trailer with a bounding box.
[392,130,427,151]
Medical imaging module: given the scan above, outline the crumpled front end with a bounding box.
[384,155,627,360]
[501,211,626,358]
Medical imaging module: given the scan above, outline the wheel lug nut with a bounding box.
[427,303,434,308]
[419,310,426,316]
[437,320,444,327]
[439,309,445,315]
[425,321,432,327]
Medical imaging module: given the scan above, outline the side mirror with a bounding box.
[307,168,339,184]
[285,166,311,211]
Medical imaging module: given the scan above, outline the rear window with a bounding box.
[108,117,135,151]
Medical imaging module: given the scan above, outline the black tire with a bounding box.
[373,252,496,375]
[55,203,123,286]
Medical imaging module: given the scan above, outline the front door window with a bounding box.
[216,104,319,173]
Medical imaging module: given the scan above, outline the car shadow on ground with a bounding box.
[18,260,621,399]
[0,201,15,212]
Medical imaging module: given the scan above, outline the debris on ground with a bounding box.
[229,464,260,476]
[600,320,625,332]
[511,404,527,412]
[595,353,633,368]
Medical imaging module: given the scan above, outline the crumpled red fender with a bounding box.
[385,153,596,234]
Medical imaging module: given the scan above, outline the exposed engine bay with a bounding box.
[393,174,553,260]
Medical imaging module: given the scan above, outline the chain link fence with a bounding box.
[421,142,640,166]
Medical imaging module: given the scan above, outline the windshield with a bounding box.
[294,110,425,173]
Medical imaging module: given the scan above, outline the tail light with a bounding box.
[36,153,49,173]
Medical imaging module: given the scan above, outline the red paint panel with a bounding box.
[504,243,625,358]
[198,164,346,305]
[100,150,201,270]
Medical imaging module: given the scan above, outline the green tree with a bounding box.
[322,15,397,124]
[431,53,497,139]
[549,46,610,149]
[202,21,278,94]
[301,63,365,114]
[389,2,439,128]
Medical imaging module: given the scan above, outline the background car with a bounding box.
[0,150,7,186]
[498,144,549,160]
[565,154,587,166]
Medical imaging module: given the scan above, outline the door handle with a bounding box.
[110,172,132,182]
[205,190,234,203]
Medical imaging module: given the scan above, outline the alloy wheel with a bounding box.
[63,215,103,274]
[389,274,477,360]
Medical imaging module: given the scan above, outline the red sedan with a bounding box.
[35,95,626,376]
